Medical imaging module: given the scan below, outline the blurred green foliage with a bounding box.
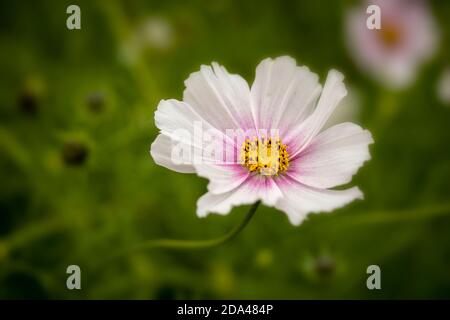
[1,0,450,299]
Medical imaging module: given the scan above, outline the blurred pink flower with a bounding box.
[346,0,439,89]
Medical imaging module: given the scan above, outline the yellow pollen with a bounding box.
[240,137,289,176]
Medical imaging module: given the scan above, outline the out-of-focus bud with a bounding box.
[62,141,88,166]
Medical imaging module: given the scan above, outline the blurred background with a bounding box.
[1,0,450,299]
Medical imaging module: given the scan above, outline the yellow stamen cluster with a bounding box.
[240,137,289,176]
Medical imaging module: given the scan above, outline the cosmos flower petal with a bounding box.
[197,188,258,218]
[253,176,284,207]
[156,99,248,193]
[195,163,249,194]
[250,56,322,133]
[150,134,196,173]
[275,176,363,225]
[288,122,373,189]
[155,99,215,136]
[287,69,347,157]
[153,99,236,166]
[197,177,282,217]
[183,63,254,132]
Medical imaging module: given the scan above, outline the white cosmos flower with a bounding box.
[346,0,439,89]
[150,56,373,225]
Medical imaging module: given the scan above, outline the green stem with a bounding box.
[105,201,261,262]
[135,201,260,251]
